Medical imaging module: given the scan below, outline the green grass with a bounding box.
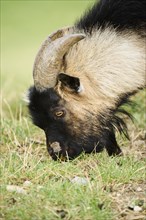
[1,111,146,219]
[1,1,146,220]
[1,93,145,220]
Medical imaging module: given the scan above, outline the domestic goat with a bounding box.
[28,0,146,160]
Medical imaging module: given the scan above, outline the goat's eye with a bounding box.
[55,110,65,117]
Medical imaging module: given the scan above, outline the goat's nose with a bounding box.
[50,142,61,153]
[47,141,64,161]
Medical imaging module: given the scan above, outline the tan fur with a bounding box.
[55,27,145,110]
[53,27,145,136]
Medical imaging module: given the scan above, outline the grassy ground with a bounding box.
[1,1,146,220]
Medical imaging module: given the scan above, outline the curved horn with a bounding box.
[33,28,85,91]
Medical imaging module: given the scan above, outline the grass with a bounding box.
[1,1,146,220]
[1,91,146,220]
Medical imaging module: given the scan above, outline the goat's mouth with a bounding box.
[47,141,83,161]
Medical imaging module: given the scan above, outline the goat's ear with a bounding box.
[57,73,83,93]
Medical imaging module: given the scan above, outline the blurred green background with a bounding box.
[1,0,94,114]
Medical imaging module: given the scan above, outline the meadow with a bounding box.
[1,1,146,219]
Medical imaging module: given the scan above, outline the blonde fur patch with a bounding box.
[55,27,145,112]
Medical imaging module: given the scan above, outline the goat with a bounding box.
[28,0,146,160]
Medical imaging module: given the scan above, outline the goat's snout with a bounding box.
[50,142,61,153]
[47,141,68,161]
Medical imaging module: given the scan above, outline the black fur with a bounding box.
[28,87,61,130]
[76,0,146,34]
[28,87,87,160]
[28,87,126,159]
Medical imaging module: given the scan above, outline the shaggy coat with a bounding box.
[28,0,146,160]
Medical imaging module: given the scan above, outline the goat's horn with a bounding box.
[33,29,85,91]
